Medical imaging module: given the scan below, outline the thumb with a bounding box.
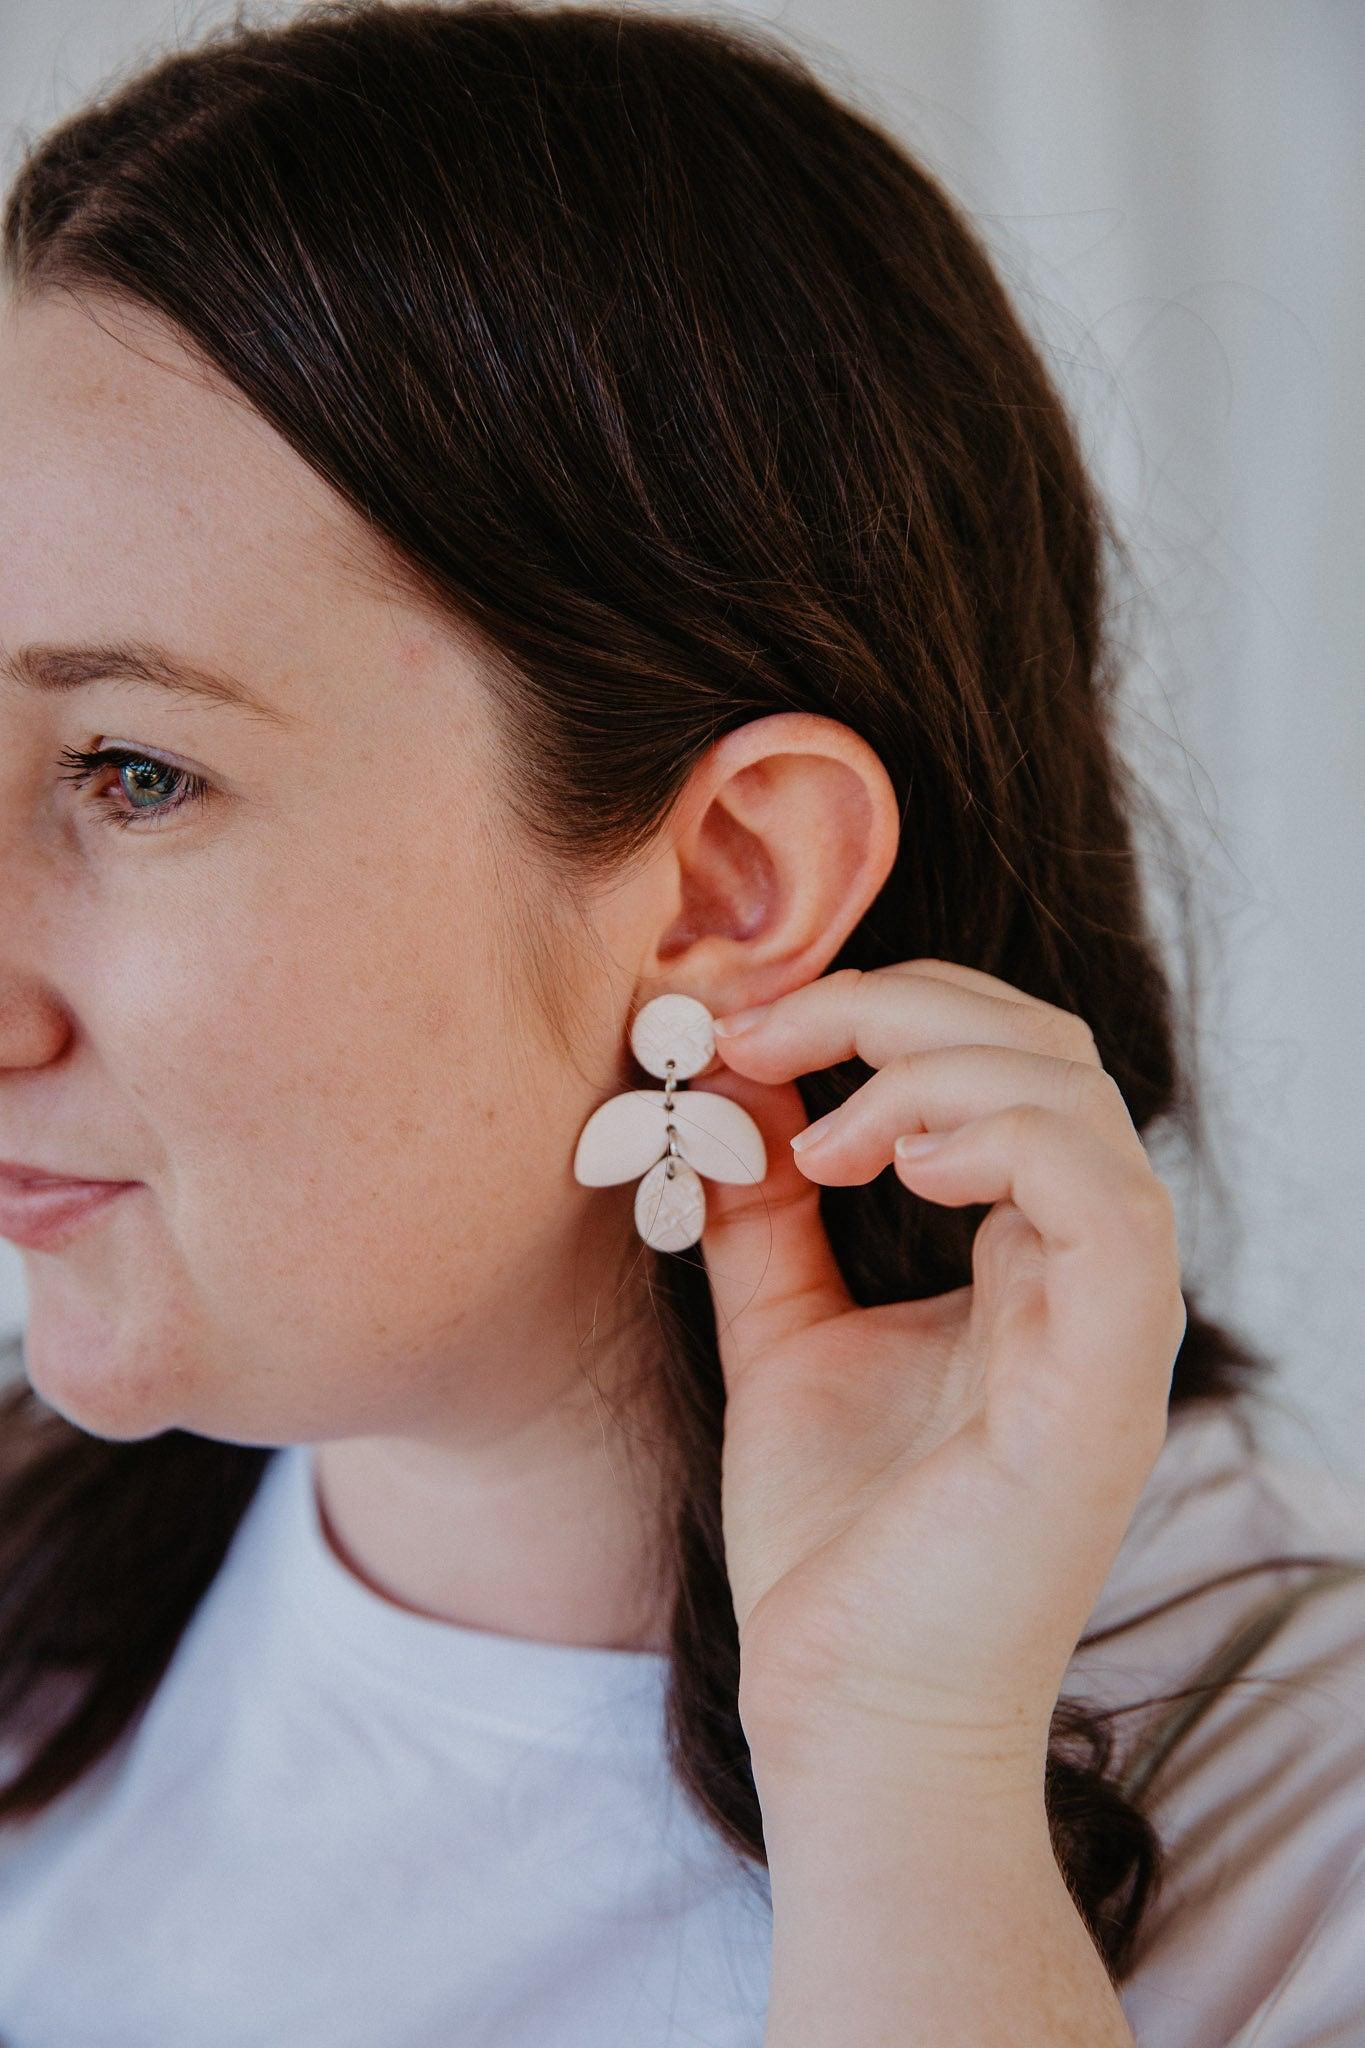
[690,1063,854,1393]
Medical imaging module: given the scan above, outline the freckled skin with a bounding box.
[0,291,668,1646]
[0,290,897,1652]
[0,293,603,1442]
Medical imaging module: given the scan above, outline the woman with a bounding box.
[0,4,1362,2042]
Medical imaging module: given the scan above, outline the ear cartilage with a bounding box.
[573,992,767,1251]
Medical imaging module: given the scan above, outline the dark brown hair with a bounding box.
[1,0,1357,1986]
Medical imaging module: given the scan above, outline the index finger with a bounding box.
[882,958,1051,1010]
[713,962,1099,1078]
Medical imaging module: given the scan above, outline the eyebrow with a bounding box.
[0,639,292,728]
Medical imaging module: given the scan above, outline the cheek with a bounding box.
[111,864,557,1333]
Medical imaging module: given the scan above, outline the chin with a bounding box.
[19,1318,192,1444]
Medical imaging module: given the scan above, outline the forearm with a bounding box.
[753,1749,1135,2048]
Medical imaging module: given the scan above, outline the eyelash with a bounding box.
[55,745,211,831]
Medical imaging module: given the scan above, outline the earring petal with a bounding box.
[634,1156,707,1251]
[668,1091,767,1186]
[572,1090,667,1186]
[573,1083,767,1193]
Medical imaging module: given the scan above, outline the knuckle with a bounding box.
[1004,1100,1054,1143]
[1073,1064,1126,1121]
[1029,1006,1098,1063]
[1069,1013,1101,1060]
[886,1046,933,1082]
[1017,1008,1063,1060]
[840,964,871,1020]
[1063,1061,1101,1115]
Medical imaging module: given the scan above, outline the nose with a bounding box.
[0,964,75,1070]
[0,845,78,1070]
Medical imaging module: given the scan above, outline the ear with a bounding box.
[638,711,900,1012]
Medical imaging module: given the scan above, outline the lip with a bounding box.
[0,1158,129,1187]
[0,1179,139,1251]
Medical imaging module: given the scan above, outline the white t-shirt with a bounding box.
[0,1397,1363,2047]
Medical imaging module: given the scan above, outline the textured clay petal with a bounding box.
[634,1156,707,1251]
[668,1091,767,1186]
[572,1090,668,1186]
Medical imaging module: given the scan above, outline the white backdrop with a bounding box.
[2,1,1361,1474]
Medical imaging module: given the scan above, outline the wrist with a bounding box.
[743,1697,1051,1812]
[756,1758,1052,1861]
[752,1752,1127,2048]
[755,1750,1062,1949]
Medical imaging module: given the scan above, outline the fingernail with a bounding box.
[791,1110,839,1153]
[713,1005,771,1036]
[895,1131,946,1158]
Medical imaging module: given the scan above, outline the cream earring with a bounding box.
[573,992,767,1252]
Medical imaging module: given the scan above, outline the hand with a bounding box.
[693,959,1186,1784]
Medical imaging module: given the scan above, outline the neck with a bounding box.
[309,1349,675,1654]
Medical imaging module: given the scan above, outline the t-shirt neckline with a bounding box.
[253,1441,671,1750]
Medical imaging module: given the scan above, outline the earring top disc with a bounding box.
[630,992,716,1081]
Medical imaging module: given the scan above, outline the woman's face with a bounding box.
[0,291,647,1447]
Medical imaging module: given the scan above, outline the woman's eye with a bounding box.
[55,745,211,830]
